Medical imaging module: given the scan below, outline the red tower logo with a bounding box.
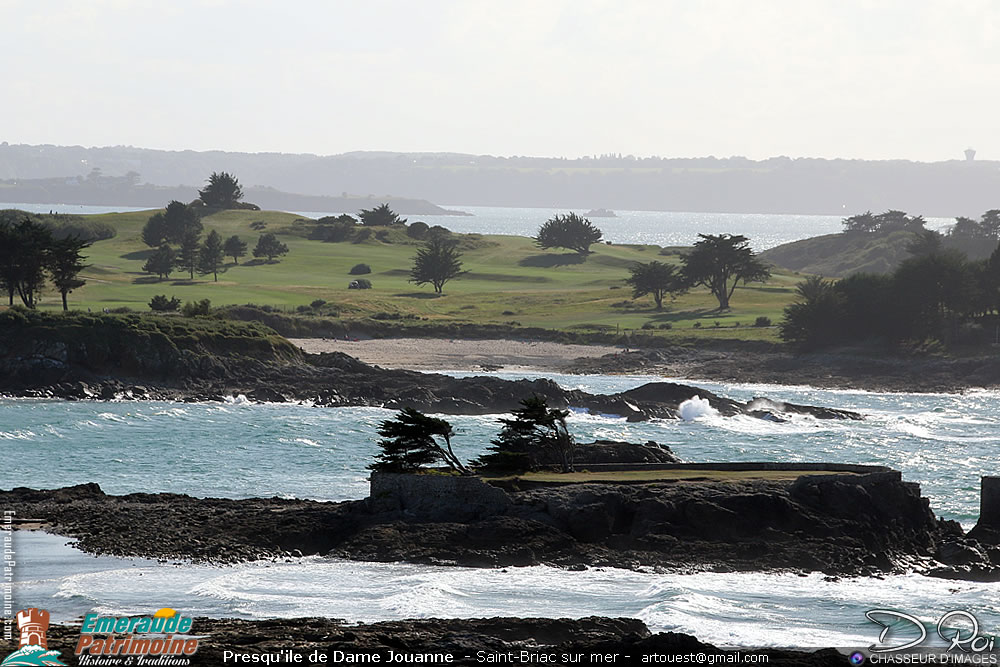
[16,608,49,649]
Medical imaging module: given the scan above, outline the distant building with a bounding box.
[965,148,976,161]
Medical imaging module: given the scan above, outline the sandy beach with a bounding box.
[291,337,620,371]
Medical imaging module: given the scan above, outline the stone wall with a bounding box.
[369,472,512,522]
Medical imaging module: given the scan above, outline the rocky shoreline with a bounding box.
[0,312,863,422]
[40,617,846,666]
[6,469,999,579]
[563,345,1000,394]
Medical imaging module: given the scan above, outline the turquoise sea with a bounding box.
[6,373,1000,648]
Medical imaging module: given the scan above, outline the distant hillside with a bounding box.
[3,143,1000,215]
[761,230,918,277]
[0,175,464,216]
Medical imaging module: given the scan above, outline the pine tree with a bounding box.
[369,407,470,474]
[178,231,201,280]
[223,234,247,264]
[409,235,463,294]
[49,236,91,310]
[198,230,225,281]
[475,396,575,473]
[252,233,289,262]
[142,245,176,280]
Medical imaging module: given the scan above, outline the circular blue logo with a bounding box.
[849,652,866,665]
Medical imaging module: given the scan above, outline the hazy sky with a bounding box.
[2,0,997,161]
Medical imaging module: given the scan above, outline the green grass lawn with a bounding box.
[498,469,855,484]
[21,208,801,342]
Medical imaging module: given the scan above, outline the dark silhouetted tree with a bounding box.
[779,276,844,349]
[359,203,406,226]
[681,234,771,310]
[409,235,463,294]
[160,200,202,245]
[253,233,289,262]
[223,234,247,264]
[369,407,469,474]
[534,212,603,255]
[1,218,51,308]
[475,396,575,473]
[142,245,176,280]
[178,231,201,279]
[49,236,91,310]
[198,230,225,281]
[625,260,687,309]
[198,172,244,209]
[141,212,169,247]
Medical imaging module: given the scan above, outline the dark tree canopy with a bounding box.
[198,172,244,209]
[369,407,469,474]
[842,210,925,234]
[475,396,575,473]
[253,233,289,262]
[178,231,201,280]
[0,218,53,308]
[533,213,603,255]
[625,260,687,310]
[410,235,463,294]
[141,212,169,248]
[223,234,247,264]
[681,233,771,310]
[198,229,225,281]
[142,245,177,280]
[49,236,92,311]
[359,203,407,226]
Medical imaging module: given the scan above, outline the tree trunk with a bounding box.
[61,290,68,311]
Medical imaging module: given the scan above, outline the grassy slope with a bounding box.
[28,208,805,342]
[761,229,917,278]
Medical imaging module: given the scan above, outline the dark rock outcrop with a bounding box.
[2,469,981,578]
[0,313,862,422]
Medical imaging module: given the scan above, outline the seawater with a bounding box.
[5,373,1000,647]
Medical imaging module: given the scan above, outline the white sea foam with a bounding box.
[679,395,718,421]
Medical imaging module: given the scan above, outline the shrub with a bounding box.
[296,305,312,313]
[693,321,702,328]
[641,322,655,330]
[658,322,672,330]
[349,278,372,289]
[375,229,391,242]
[181,299,212,317]
[713,321,721,328]
[310,299,327,309]
[754,316,773,327]
[149,295,182,312]
[353,228,372,243]
[407,221,430,239]
[349,263,372,275]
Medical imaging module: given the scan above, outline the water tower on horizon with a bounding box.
[965,148,977,161]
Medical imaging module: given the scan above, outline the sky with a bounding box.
[1,0,997,161]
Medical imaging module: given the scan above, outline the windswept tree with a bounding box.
[475,396,575,473]
[198,230,225,281]
[178,231,201,280]
[534,212,603,255]
[198,172,244,209]
[253,233,289,262]
[359,203,406,226]
[142,245,177,280]
[410,235,463,294]
[625,260,687,310]
[681,234,771,310]
[369,407,470,474]
[778,276,844,349]
[49,236,92,310]
[223,234,247,264]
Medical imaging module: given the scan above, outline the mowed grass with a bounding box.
[502,469,856,484]
[28,208,802,341]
